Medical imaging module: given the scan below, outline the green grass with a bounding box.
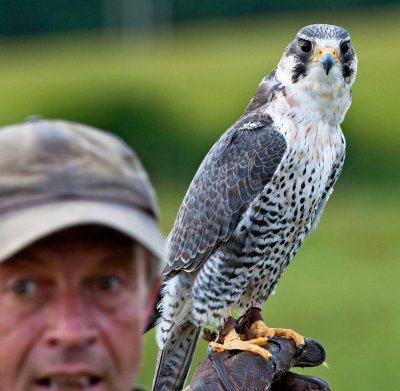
[0,6,398,390]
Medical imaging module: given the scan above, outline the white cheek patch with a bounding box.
[276,54,298,85]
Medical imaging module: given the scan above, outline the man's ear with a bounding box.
[144,275,162,325]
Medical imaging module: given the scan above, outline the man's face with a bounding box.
[0,227,159,391]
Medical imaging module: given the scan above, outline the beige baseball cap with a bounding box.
[0,117,165,265]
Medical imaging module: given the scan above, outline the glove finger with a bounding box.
[293,338,326,368]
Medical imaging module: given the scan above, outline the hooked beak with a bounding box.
[312,48,339,76]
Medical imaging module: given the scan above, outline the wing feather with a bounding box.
[165,114,287,274]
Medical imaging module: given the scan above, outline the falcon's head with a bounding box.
[277,24,357,93]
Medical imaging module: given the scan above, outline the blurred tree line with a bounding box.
[0,0,398,36]
[0,3,397,187]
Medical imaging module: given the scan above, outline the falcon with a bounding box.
[150,24,357,391]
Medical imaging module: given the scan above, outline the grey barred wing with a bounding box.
[165,117,287,274]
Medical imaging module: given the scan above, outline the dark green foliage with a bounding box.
[43,91,210,182]
[0,0,102,35]
[0,0,399,36]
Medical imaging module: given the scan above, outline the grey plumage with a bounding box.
[151,24,357,391]
[167,115,287,274]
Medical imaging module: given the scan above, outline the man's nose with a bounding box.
[45,290,98,348]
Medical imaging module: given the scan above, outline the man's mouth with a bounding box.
[36,375,101,389]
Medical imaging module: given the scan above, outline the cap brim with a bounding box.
[0,200,165,263]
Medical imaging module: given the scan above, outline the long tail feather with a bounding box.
[152,321,200,391]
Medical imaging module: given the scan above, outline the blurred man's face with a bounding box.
[0,227,159,391]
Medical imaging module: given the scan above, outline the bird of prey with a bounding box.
[151,24,357,391]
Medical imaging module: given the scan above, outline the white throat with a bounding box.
[274,59,352,127]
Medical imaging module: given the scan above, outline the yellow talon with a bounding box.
[250,320,305,347]
[208,310,304,363]
[209,328,271,361]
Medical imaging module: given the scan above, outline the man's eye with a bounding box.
[11,280,37,297]
[95,276,122,292]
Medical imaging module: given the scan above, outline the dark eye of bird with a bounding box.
[340,41,350,54]
[299,40,313,53]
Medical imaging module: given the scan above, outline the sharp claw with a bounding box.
[271,356,277,371]
[267,336,281,349]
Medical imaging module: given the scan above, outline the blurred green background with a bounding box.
[1,1,399,390]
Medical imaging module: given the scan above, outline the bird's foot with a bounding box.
[239,306,305,348]
[208,316,272,361]
[208,327,272,361]
[250,320,305,348]
[208,308,304,362]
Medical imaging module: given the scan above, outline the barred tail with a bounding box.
[152,321,200,391]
